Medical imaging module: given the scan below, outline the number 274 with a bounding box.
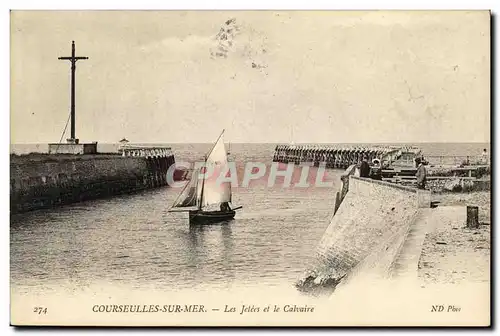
[33,307,47,314]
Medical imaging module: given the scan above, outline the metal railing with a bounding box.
[425,155,489,166]
[119,145,173,158]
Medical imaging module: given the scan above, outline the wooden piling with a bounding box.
[466,206,479,228]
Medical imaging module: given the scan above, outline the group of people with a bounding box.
[357,155,428,189]
[358,156,382,180]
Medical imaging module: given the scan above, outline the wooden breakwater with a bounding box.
[273,144,421,169]
[10,146,177,214]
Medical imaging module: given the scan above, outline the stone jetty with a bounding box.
[10,145,177,214]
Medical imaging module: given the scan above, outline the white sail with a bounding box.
[200,132,232,208]
[170,169,200,210]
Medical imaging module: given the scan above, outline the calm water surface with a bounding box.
[10,144,341,295]
[10,142,489,295]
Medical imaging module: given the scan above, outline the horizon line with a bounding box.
[10,141,492,145]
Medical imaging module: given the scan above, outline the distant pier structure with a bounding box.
[273,144,422,169]
[120,145,173,158]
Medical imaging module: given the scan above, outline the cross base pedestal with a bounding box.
[48,142,98,155]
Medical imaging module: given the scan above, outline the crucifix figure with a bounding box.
[58,41,89,143]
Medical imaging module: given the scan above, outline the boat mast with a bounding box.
[205,129,225,159]
[198,129,225,211]
[198,156,207,210]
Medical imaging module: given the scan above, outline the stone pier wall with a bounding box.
[297,175,430,292]
[10,153,176,214]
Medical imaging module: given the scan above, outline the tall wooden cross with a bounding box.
[58,41,89,143]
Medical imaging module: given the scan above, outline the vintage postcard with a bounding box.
[10,10,490,327]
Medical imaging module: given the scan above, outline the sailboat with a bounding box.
[169,130,242,224]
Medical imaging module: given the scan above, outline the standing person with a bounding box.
[359,156,370,178]
[481,148,489,165]
[370,159,382,180]
[415,157,427,189]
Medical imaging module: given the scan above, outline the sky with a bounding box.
[10,11,490,144]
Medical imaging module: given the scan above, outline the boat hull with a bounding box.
[189,210,236,224]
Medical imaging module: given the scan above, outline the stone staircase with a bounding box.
[389,208,434,279]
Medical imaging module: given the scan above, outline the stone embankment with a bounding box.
[296,164,490,295]
[10,149,177,214]
[296,174,431,294]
